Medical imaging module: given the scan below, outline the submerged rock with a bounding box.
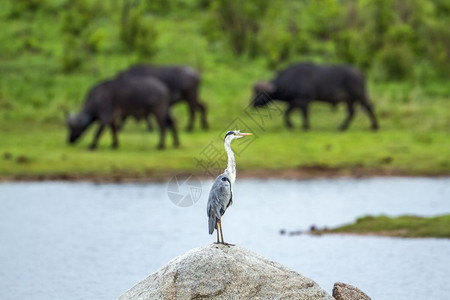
[333,282,371,300]
[118,244,334,300]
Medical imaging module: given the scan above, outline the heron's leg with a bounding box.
[218,219,234,246]
[216,223,220,243]
[218,219,224,244]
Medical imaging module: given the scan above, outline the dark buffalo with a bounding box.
[251,62,379,131]
[66,77,179,150]
[118,65,208,131]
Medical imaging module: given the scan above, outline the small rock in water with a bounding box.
[333,282,371,300]
[288,230,302,236]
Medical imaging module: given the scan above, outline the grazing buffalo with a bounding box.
[66,77,179,150]
[118,65,208,131]
[251,62,379,131]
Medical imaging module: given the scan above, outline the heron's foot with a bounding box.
[214,242,234,247]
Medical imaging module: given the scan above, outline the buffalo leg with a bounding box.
[116,116,126,131]
[331,102,338,112]
[167,114,180,148]
[361,101,379,131]
[339,102,355,131]
[186,104,195,132]
[197,101,208,130]
[89,124,105,150]
[110,123,119,149]
[284,105,295,128]
[154,114,166,150]
[145,116,154,132]
[299,104,310,130]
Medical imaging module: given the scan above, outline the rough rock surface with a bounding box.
[118,244,334,300]
[333,282,371,300]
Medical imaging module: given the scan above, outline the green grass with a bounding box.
[326,215,450,238]
[1,116,449,179]
[0,3,449,180]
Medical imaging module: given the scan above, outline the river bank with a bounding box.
[1,165,449,182]
[308,215,450,239]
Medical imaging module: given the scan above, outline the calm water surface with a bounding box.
[0,177,449,300]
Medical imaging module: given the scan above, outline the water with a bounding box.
[0,177,449,300]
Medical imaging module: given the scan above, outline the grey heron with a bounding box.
[207,130,252,245]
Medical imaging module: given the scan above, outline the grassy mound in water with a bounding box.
[327,214,450,238]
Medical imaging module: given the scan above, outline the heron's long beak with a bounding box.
[237,132,252,136]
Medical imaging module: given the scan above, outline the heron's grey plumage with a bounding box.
[206,130,251,243]
[207,174,232,234]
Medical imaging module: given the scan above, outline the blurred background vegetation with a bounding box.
[0,0,449,179]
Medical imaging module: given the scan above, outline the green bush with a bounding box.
[60,0,100,36]
[59,0,104,72]
[119,0,158,58]
[4,0,450,81]
[258,6,294,68]
[144,0,199,15]
[373,45,414,80]
[200,0,448,82]
[8,0,46,18]
[86,29,106,54]
[371,24,416,80]
[135,18,158,58]
[61,36,83,73]
[205,0,270,57]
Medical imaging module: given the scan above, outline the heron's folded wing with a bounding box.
[207,176,232,219]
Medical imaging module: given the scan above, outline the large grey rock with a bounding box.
[332,282,371,300]
[118,244,334,300]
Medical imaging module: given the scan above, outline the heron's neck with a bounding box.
[224,140,236,185]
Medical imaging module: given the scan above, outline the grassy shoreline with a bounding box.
[0,166,449,183]
[313,215,450,239]
[1,119,449,181]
